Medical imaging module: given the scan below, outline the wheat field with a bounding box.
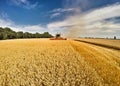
[0,39,120,86]
[75,38,120,49]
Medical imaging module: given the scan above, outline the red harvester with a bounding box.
[50,33,67,40]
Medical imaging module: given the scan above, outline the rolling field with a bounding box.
[0,39,120,86]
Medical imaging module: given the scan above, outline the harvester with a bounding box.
[50,33,67,40]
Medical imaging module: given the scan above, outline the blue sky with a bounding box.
[0,0,63,25]
[0,0,120,38]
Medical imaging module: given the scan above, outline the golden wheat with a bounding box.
[0,39,119,86]
[70,40,120,86]
[75,38,120,49]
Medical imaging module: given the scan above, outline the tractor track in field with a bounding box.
[69,40,120,85]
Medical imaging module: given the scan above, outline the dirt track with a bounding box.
[70,40,120,85]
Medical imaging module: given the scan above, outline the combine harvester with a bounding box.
[50,33,67,40]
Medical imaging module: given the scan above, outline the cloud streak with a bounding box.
[83,3,120,24]
[51,8,76,13]
[49,8,79,18]
[50,13,61,19]
[8,0,39,9]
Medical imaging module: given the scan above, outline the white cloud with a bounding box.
[83,3,120,24]
[0,12,14,28]
[0,12,9,19]
[0,19,13,27]
[20,0,27,3]
[47,3,120,38]
[51,8,76,13]
[21,25,47,33]
[0,13,47,33]
[50,13,61,18]
[8,0,38,9]
[49,8,79,18]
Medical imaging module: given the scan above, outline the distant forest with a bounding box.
[0,27,53,40]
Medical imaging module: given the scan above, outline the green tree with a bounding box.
[0,27,53,40]
[17,31,24,38]
[42,32,53,38]
[0,33,3,40]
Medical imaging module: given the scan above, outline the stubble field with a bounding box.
[0,39,120,86]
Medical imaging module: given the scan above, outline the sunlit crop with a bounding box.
[0,39,119,86]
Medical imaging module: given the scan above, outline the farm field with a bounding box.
[75,38,120,49]
[0,39,120,86]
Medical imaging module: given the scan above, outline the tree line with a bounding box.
[0,27,53,40]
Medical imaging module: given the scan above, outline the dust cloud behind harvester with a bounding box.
[64,15,86,38]
[62,0,89,38]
